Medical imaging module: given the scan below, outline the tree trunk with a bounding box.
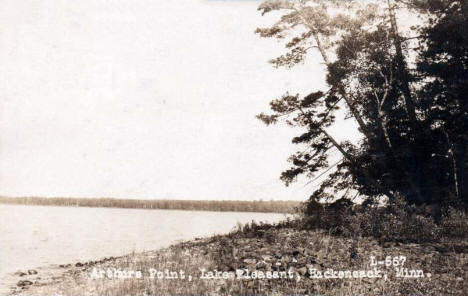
[455,138,468,204]
[320,128,396,202]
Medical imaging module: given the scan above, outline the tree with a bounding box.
[256,0,468,210]
[412,0,468,204]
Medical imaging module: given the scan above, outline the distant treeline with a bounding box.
[0,196,299,213]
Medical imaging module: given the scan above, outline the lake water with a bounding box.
[0,204,287,291]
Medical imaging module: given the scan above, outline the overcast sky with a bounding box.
[0,0,360,201]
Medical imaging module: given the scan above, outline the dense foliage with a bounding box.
[256,0,468,212]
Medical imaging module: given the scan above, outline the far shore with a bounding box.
[0,196,299,214]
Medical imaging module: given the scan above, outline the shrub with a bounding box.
[439,208,468,239]
[301,197,468,243]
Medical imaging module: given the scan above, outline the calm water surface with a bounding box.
[0,204,287,285]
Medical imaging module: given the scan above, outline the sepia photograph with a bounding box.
[0,0,467,295]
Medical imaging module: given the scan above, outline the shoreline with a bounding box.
[6,223,468,296]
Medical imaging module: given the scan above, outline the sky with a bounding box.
[0,0,360,201]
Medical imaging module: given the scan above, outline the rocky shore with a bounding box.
[7,225,468,296]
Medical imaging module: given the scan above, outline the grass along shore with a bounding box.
[9,219,468,296]
[0,196,299,213]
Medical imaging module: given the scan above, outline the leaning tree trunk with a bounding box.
[455,138,468,204]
